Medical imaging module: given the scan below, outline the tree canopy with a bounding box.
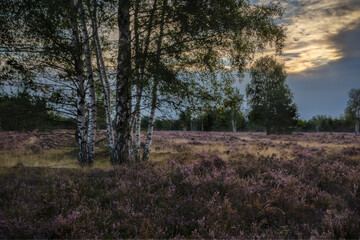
[346,88,360,135]
[1,0,287,165]
[247,56,298,135]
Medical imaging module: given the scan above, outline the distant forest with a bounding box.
[0,90,356,133]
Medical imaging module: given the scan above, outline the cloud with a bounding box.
[277,0,360,73]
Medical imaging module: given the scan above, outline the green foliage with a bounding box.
[346,88,360,119]
[154,118,174,131]
[0,91,75,131]
[0,91,46,131]
[153,108,246,132]
[140,0,286,112]
[301,115,354,132]
[2,0,287,127]
[307,115,333,132]
[1,0,89,117]
[179,108,193,131]
[199,109,245,132]
[345,88,360,134]
[296,119,306,130]
[149,112,355,133]
[141,116,149,130]
[247,56,298,135]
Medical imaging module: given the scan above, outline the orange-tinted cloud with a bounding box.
[277,0,360,73]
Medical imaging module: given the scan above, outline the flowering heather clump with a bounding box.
[194,153,227,173]
[0,132,36,150]
[341,147,360,156]
[1,147,360,239]
[0,130,77,152]
[290,145,327,161]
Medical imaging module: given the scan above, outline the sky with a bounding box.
[256,0,360,120]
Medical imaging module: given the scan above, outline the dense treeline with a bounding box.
[0,91,75,131]
[152,87,360,133]
[297,115,355,133]
[150,113,357,133]
[0,91,356,133]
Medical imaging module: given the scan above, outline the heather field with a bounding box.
[1,130,360,238]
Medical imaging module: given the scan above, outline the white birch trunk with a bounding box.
[132,0,141,162]
[142,0,167,162]
[133,0,158,162]
[90,0,115,153]
[201,114,204,131]
[142,81,158,162]
[80,3,96,165]
[70,0,88,166]
[231,111,236,133]
[134,89,142,162]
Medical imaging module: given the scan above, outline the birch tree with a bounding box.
[346,88,360,135]
[89,0,115,154]
[79,1,97,164]
[4,0,287,165]
[70,0,90,165]
[120,0,286,162]
[133,0,159,162]
[112,0,133,165]
[223,88,243,133]
[142,0,167,162]
[5,0,95,166]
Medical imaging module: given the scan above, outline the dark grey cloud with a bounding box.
[330,23,360,58]
[286,25,360,119]
[283,0,360,17]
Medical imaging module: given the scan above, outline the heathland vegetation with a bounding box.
[1,0,360,238]
[1,131,360,238]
